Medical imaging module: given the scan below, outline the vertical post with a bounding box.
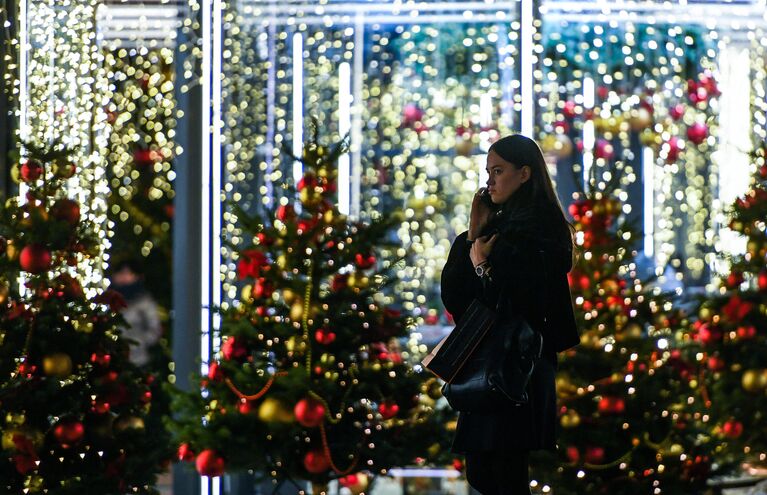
[171,2,202,493]
[350,11,364,219]
[293,32,304,185]
[519,0,534,137]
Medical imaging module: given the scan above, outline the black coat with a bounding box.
[440,202,579,453]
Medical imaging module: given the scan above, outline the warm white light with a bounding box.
[643,147,655,258]
[338,62,352,215]
[520,0,534,136]
[293,32,304,185]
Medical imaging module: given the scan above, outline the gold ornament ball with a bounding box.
[629,108,653,132]
[668,443,684,455]
[258,398,294,423]
[5,240,19,261]
[113,415,145,433]
[560,409,581,428]
[6,412,25,426]
[42,353,73,378]
[276,254,287,270]
[624,322,643,339]
[427,442,441,457]
[698,307,712,321]
[72,318,94,333]
[2,430,19,450]
[282,288,296,304]
[741,369,767,393]
[0,283,9,304]
[290,300,304,321]
[455,138,473,157]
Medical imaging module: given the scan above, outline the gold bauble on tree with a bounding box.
[741,369,767,393]
[290,300,304,321]
[281,288,296,304]
[258,397,295,423]
[113,415,145,432]
[42,353,73,378]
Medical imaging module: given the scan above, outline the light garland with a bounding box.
[18,0,110,293]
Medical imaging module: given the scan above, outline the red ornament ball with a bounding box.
[378,400,400,420]
[722,420,743,438]
[195,449,225,477]
[687,122,708,145]
[594,139,614,160]
[20,161,42,182]
[757,271,767,292]
[294,397,326,428]
[178,443,196,462]
[19,244,52,274]
[303,449,330,474]
[726,272,744,289]
[276,204,295,222]
[584,446,605,464]
[51,199,81,226]
[566,446,580,463]
[53,419,85,447]
[314,328,337,345]
[597,396,625,414]
[669,104,685,121]
[664,136,681,163]
[339,474,359,487]
[221,336,247,361]
[355,253,376,269]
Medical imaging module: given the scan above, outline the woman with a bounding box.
[440,134,580,494]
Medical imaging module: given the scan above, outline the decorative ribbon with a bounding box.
[319,422,358,475]
[224,371,288,401]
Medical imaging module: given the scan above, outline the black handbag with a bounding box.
[424,250,546,413]
[440,298,542,412]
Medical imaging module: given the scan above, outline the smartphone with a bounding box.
[478,187,500,210]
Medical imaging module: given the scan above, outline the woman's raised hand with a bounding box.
[469,188,493,241]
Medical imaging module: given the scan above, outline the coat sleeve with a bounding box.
[486,230,579,353]
[440,230,483,322]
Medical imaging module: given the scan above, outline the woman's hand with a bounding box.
[469,188,493,241]
[470,233,497,267]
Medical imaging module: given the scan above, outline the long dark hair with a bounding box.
[488,134,575,252]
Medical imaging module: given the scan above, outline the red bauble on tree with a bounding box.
[669,104,685,121]
[597,396,625,414]
[220,336,248,361]
[722,419,744,438]
[314,328,336,345]
[294,397,326,428]
[686,122,708,146]
[53,419,85,447]
[757,271,767,292]
[584,446,605,464]
[594,139,614,161]
[178,443,196,462]
[275,204,295,223]
[50,199,81,226]
[401,104,424,127]
[663,136,681,163]
[19,244,52,274]
[354,253,376,269]
[303,448,330,474]
[20,161,42,182]
[378,400,400,420]
[195,449,225,477]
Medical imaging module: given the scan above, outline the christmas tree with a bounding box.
[170,126,446,493]
[684,143,767,473]
[530,171,712,494]
[0,142,171,493]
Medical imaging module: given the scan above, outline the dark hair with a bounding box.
[488,134,575,252]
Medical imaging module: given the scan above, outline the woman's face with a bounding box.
[485,150,531,204]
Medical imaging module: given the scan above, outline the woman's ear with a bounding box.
[520,165,532,183]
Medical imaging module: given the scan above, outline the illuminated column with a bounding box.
[520,0,535,136]
[293,32,304,185]
[338,61,351,215]
[581,76,595,185]
[642,147,655,259]
[714,45,752,260]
